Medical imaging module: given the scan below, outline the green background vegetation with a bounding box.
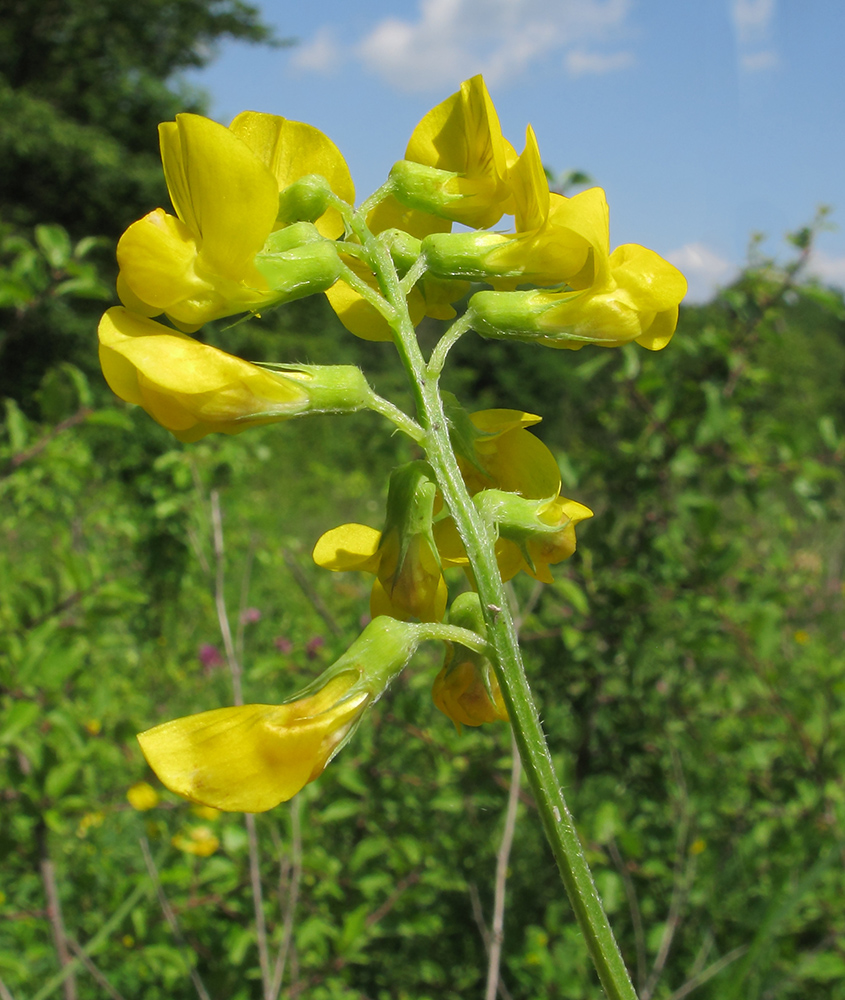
[2,5,845,998]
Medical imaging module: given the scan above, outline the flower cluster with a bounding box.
[100,74,686,809]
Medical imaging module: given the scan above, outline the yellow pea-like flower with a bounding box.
[138,618,419,812]
[117,112,351,331]
[126,782,159,811]
[313,523,448,623]
[390,75,517,229]
[469,186,688,351]
[431,592,507,730]
[432,658,508,729]
[313,462,447,622]
[171,827,220,857]
[98,307,311,441]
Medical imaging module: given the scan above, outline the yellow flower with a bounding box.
[435,410,592,583]
[313,462,447,622]
[99,307,373,442]
[117,112,351,330]
[422,126,594,286]
[127,782,159,811]
[138,618,420,812]
[469,186,688,351]
[391,75,517,229]
[171,826,220,857]
[431,592,507,730]
[313,523,447,623]
[432,659,508,729]
[99,307,310,441]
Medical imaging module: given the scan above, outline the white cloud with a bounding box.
[740,49,778,72]
[731,0,775,45]
[730,0,778,74]
[289,27,341,74]
[667,243,737,304]
[807,250,845,289]
[344,0,635,92]
[565,49,636,77]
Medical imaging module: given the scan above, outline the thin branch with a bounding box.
[31,881,149,1000]
[608,838,647,993]
[485,731,522,1000]
[209,490,271,999]
[642,748,694,1000]
[2,407,92,477]
[210,489,243,703]
[0,974,15,1000]
[269,796,303,1000]
[66,939,127,1000]
[235,534,258,667]
[139,837,211,1000]
[245,814,272,999]
[666,945,749,1000]
[281,548,344,637]
[39,833,77,1000]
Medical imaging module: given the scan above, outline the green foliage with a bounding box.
[3,214,845,998]
[0,0,278,236]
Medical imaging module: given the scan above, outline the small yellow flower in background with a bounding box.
[84,719,102,736]
[391,75,516,229]
[794,629,810,645]
[138,618,420,812]
[313,462,447,622]
[121,935,134,949]
[127,781,159,811]
[172,826,220,858]
[191,804,222,821]
[690,838,707,855]
[76,811,105,838]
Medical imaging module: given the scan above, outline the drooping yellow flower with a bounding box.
[431,592,507,730]
[117,112,351,331]
[313,462,447,622]
[432,658,508,729]
[138,618,419,812]
[469,186,688,351]
[98,307,373,442]
[390,75,517,229]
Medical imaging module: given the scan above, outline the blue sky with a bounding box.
[185,0,845,301]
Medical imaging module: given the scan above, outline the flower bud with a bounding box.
[138,618,421,812]
[276,173,336,228]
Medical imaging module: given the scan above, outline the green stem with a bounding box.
[366,391,426,443]
[427,310,473,378]
[358,212,639,1000]
[414,622,489,656]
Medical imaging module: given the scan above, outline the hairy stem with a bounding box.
[360,213,639,1000]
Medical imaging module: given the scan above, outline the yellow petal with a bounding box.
[609,244,688,312]
[325,256,425,342]
[138,695,367,812]
[510,126,549,234]
[117,209,210,311]
[229,113,354,239]
[312,523,382,572]
[98,308,309,440]
[159,114,279,279]
[636,305,679,351]
[469,409,543,436]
